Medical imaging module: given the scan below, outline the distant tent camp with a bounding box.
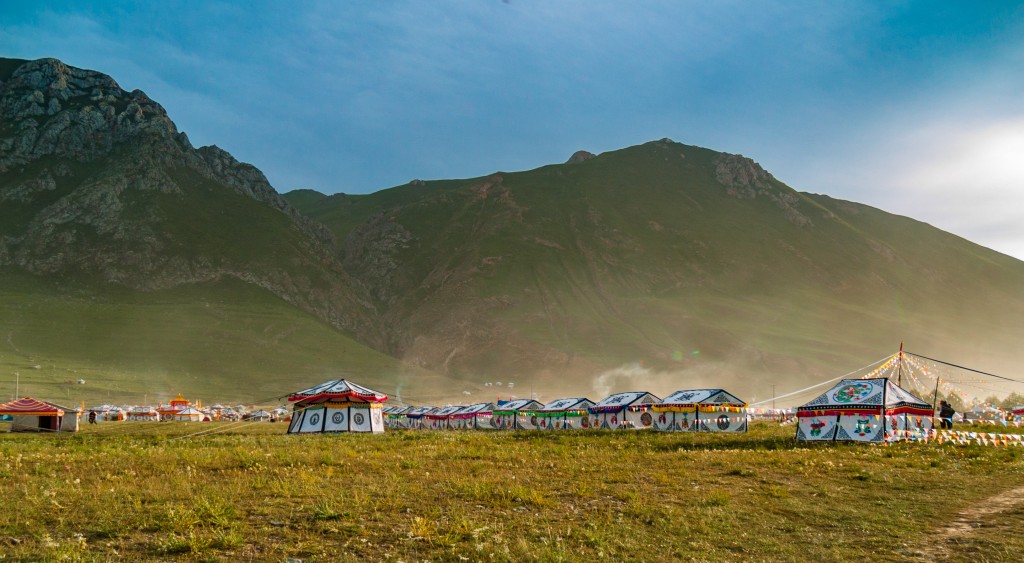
[534,397,595,430]
[492,399,543,430]
[652,389,748,432]
[128,406,159,421]
[287,379,387,434]
[796,378,932,443]
[174,407,205,422]
[424,405,465,430]
[0,397,80,433]
[452,402,497,430]
[589,391,661,430]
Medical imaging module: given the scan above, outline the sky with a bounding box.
[4,1,1024,260]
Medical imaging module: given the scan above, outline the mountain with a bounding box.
[3,57,1022,405]
[287,139,1024,399]
[0,57,453,404]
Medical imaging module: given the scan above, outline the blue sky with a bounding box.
[4,1,1024,259]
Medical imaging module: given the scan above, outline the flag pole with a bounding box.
[897,341,904,387]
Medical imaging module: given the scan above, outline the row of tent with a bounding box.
[284,376,941,444]
[381,389,750,432]
[284,381,749,434]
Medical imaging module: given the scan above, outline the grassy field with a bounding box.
[1,422,1023,561]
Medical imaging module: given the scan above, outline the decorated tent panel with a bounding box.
[589,392,660,430]
[385,405,414,429]
[796,378,932,443]
[535,398,595,430]
[492,399,543,430]
[652,389,748,433]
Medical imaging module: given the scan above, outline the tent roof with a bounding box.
[797,378,931,412]
[538,397,594,412]
[176,407,204,415]
[406,406,437,417]
[592,391,660,411]
[456,402,497,414]
[495,399,543,411]
[660,389,746,406]
[428,405,466,417]
[0,397,64,416]
[246,410,272,417]
[288,379,387,403]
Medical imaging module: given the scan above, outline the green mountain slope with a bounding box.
[0,271,451,405]
[287,140,1024,399]
[0,57,458,403]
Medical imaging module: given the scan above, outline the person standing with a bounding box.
[939,400,955,429]
[88,410,97,425]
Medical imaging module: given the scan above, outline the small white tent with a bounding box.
[534,397,595,430]
[652,389,748,432]
[796,378,933,443]
[492,399,544,430]
[452,402,497,430]
[424,405,465,430]
[404,406,437,430]
[589,391,661,430]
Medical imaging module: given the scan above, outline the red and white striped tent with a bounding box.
[0,397,80,433]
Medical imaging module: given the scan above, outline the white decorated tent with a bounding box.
[796,378,933,443]
[534,397,595,430]
[652,389,748,432]
[287,379,387,434]
[404,406,437,430]
[383,405,414,429]
[452,402,497,430]
[424,405,465,430]
[492,399,544,430]
[588,391,661,430]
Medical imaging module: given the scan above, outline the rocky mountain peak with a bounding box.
[566,150,595,164]
[0,58,185,173]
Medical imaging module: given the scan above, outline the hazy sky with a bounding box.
[4,1,1023,260]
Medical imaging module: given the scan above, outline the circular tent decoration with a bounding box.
[353,413,365,425]
[832,382,874,404]
[716,414,730,430]
[309,413,320,426]
[641,412,653,427]
[332,412,344,424]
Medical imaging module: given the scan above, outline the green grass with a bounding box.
[1,422,1023,560]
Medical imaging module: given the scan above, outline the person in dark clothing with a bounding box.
[939,400,955,429]
[88,410,97,425]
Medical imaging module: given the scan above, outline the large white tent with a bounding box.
[287,379,387,434]
[588,391,660,430]
[652,389,748,432]
[492,399,543,430]
[796,378,933,443]
[534,397,595,430]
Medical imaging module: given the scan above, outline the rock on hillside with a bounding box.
[0,58,379,342]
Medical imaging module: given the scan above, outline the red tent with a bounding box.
[0,397,69,432]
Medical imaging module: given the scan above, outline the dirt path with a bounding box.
[914,484,1024,561]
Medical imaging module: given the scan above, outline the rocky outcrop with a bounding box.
[566,150,595,164]
[714,153,812,227]
[0,57,379,341]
